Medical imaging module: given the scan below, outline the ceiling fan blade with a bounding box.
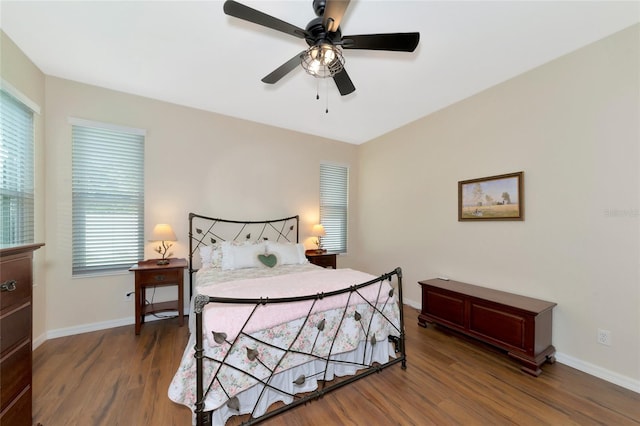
[342,32,420,52]
[223,0,307,39]
[323,0,351,33]
[333,68,355,96]
[261,52,305,84]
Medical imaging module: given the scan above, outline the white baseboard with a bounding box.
[404,297,421,310]
[33,333,49,350]
[45,316,135,340]
[555,352,640,394]
[34,311,181,350]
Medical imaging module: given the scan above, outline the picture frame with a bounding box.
[458,171,524,221]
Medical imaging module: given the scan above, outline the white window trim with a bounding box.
[1,78,41,115]
[68,117,146,136]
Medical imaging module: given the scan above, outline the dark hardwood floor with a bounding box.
[33,306,640,425]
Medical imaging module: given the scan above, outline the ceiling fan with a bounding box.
[223,0,420,96]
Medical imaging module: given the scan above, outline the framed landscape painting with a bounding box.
[458,171,524,221]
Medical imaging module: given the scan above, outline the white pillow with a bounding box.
[221,241,266,270]
[199,245,213,265]
[198,244,222,268]
[267,242,307,265]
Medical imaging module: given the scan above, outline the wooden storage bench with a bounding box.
[418,278,556,376]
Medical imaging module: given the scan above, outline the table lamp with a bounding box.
[312,224,326,253]
[150,223,177,265]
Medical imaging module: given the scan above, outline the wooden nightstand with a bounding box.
[129,258,187,335]
[305,250,337,269]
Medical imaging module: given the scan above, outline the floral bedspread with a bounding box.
[169,266,401,419]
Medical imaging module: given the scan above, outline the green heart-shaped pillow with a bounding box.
[257,253,277,268]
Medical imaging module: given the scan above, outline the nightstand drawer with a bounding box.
[136,268,181,286]
[310,256,334,268]
[305,251,337,269]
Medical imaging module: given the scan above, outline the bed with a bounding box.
[168,213,406,425]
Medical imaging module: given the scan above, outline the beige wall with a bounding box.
[357,25,639,387]
[0,31,47,341]
[43,77,359,337]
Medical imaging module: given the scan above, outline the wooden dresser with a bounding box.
[1,243,44,425]
[418,278,556,376]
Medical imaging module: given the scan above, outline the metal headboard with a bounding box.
[188,213,300,296]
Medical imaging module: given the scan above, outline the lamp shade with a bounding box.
[150,224,177,242]
[312,224,326,237]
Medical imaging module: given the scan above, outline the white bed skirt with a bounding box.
[192,338,396,426]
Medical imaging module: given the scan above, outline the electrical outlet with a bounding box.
[124,292,134,302]
[597,328,611,346]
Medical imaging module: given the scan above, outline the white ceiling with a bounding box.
[1,1,638,144]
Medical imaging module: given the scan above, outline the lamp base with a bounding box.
[156,258,170,265]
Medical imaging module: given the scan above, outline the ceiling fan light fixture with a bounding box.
[301,43,344,78]
[223,0,419,96]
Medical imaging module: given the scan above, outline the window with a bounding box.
[319,163,348,253]
[0,89,36,246]
[71,118,145,275]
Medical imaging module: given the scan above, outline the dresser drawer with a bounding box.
[0,385,31,426]
[1,340,31,413]
[136,268,180,286]
[0,304,31,354]
[0,256,32,312]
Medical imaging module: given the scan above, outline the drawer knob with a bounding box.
[1,280,17,292]
[154,275,165,282]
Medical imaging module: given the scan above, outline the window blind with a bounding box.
[0,90,35,245]
[71,121,145,275]
[319,163,348,253]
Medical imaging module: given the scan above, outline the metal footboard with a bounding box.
[193,267,406,425]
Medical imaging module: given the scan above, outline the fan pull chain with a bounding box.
[314,78,330,114]
[325,78,329,113]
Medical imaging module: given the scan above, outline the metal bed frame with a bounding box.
[187,213,406,425]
